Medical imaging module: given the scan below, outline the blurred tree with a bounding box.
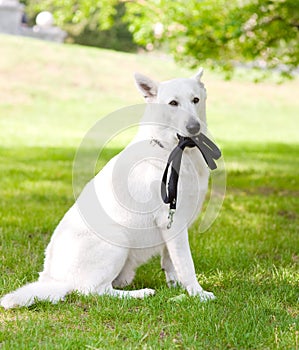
[22,0,137,52]
[124,0,299,77]
[21,0,299,76]
[66,2,137,52]
[24,0,118,29]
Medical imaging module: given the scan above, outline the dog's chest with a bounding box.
[94,145,209,230]
[180,150,209,190]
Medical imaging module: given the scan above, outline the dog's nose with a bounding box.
[186,120,200,135]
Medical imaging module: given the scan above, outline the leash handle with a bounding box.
[197,133,221,159]
[161,144,184,210]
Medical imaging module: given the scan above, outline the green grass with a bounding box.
[0,34,298,349]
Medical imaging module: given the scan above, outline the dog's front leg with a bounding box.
[161,246,179,287]
[162,228,215,301]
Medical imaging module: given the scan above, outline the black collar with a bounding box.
[150,138,165,148]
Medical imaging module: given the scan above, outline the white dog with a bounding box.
[1,68,216,309]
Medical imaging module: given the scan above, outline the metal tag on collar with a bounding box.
[167,209,176,229]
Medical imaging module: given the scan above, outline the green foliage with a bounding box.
[24,0,118,28]
[67,2,138,52]
[23,0,137,52]
[22,0,299,74]
[124,0,299,76]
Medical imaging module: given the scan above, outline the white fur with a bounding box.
[1,69,216,309]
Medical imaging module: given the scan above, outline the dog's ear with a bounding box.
[193,67,204,83]
[134,73,158,102]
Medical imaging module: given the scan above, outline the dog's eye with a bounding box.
[169,100,179,106]
[192,97,200,104]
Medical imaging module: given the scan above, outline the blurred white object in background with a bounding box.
[35,11,54,29]
[0,1,66,42]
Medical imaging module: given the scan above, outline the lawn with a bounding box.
[0,34,298,349]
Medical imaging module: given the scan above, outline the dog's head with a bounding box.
[134,69,207,141]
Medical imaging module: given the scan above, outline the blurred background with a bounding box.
[1,0,298,146]
[2,0,299,74]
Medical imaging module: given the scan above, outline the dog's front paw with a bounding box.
[197,290,216,302]
[187,286,216,302]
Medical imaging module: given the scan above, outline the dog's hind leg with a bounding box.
[103,286,155,299]
[69,237,154,299]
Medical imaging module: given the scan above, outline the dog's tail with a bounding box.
[0,280,72,309]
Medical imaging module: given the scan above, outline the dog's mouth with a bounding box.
[177,133,200,144]
[175,132,221,169]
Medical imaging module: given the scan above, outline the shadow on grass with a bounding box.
[222,142,299,193]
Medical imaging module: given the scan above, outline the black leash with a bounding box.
[161,133,221,228]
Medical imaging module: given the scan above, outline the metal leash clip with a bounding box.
[167,209,176,229]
